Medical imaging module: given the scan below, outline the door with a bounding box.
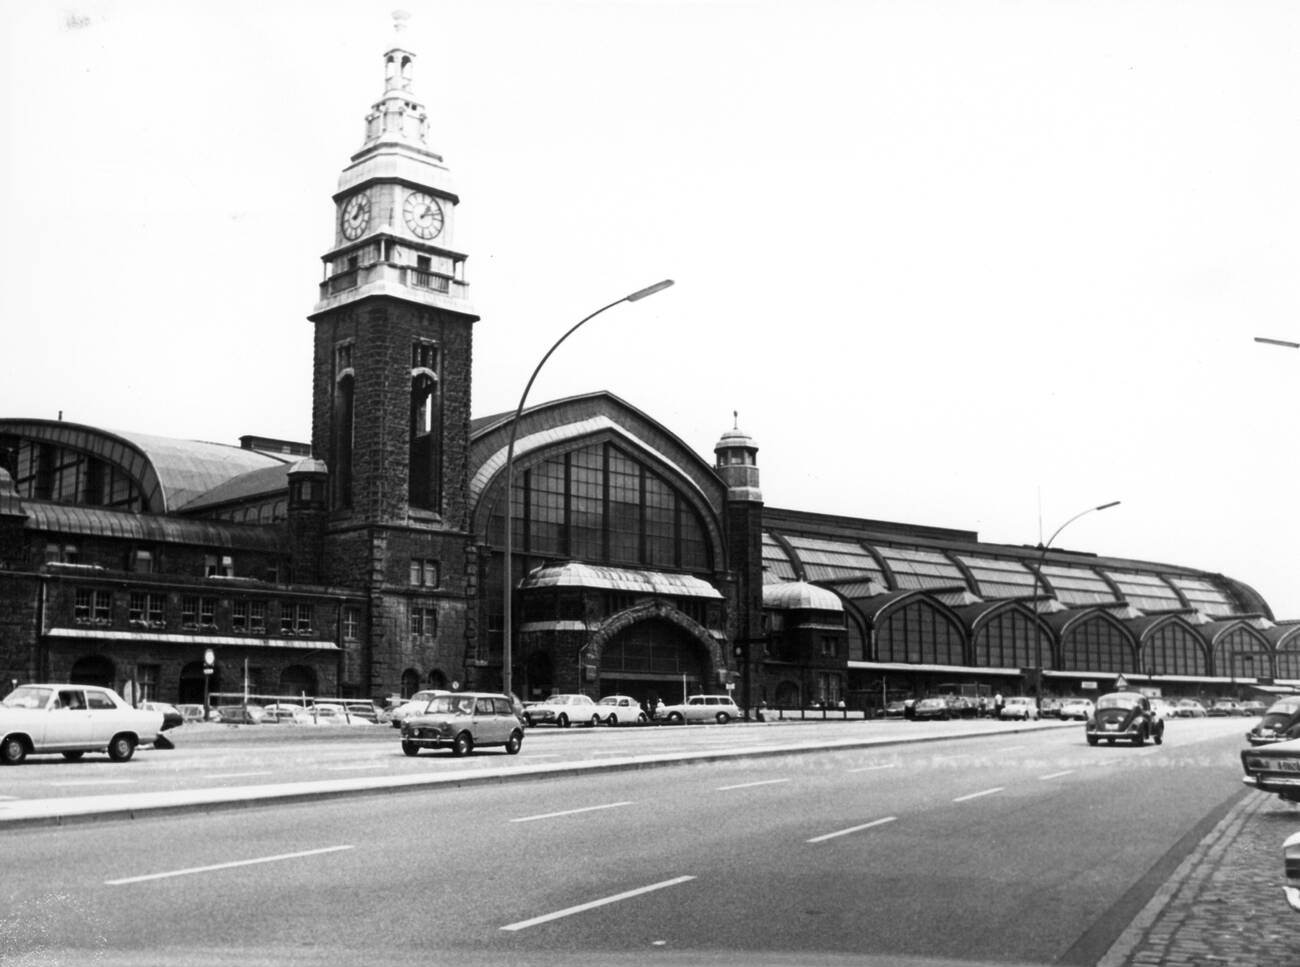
[43,688,95,749]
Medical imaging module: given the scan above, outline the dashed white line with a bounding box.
[323,763,389,771]
[105,845,354,885]
[1039,770,1075,781]
[807,815,897,844]
[953,787,1004,803]
[510,802,633,823]
[205,771,273,780]
[847,763,898,773]
[501,876,696,931]
[716,778,790,791]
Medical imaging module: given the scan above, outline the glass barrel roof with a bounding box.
[876,545,966,591]
[956,555,1036,598]
[762,533,797,584]
[1039,564,1117,606]
[1104,570,1183,612]
[1167,576,1234,618]
[781,535,886,584]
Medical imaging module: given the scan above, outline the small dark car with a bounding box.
[912,697,953,721]
[1085,691,1164,747]
[1247,697,1300,746]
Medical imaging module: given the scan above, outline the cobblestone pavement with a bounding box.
[1100,789,1300,966]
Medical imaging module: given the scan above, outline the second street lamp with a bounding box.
[500,280,675,700]
[1031,499,1122,614]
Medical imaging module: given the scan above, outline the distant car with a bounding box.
[175,704,206,723]
[400,692,524,757]
[597,695,648,726]
[1085,691,1164,746]
[261,703,312,724]
[883,700,908,718]
[343,701,381,724]
[215,704,265,725]
[139,701,185,731]
[1000,697,1039,721]
[1,683,173,764]
[912,697,952,721]
[1148,698,1177,720]
[1240,700,1268,717]
[307,703,350,725]
[1039,697,1063,719]
[388,690,453,729]
[524,694,601,728]
[1247,698,1300,746]
[1242,735,1300,802]
[1208,699,1245,717]
[1175,699,1208,718]
[1058,698,1094,721]
[657,694,742,725]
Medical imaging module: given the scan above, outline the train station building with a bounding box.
[1,39,1294,713]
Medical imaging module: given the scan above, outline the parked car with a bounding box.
[1000,696,1039,721]
[175,704,206,723]
[1148,698,1177,720]
[1175,699,1208,718]
[215,703,266,725]
[657,694,741,725]
[1247,697,1300,746]
[912,697,953,721]
[307,703,351,725]
[1,683,174,765]
[1242,735,1300,802]
[1058,698,1094,721]
[343,701,381,724]
[1085,691,1164,746]
[139,701,185,731]
[883,700,909,718]
[524,693,601,728]
[1208,699,1245,717]
[261,703,312,724]
[388,689,452,729]
[597,695,648,726]
[1039,697,1063,719]
[1240,700,1268,717]
[400,692,524,756]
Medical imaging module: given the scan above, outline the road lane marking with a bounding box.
[510,802,633,823]
[953,787,1004,803]
[807,816,897,844]
[205,771,273,779]
[501,876,695,931]
[847,763,897,773]
[105,845,354,885]
[716,778,790,791]
[1040,770,1075,781]
[49,780,136,787]
[323,763,389,771]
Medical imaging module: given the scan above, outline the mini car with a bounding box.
[1058,698,1094,721]
[1175,699,1208,718]
[1,683,175,764]
[1085,691,1164,746]
[656,694,741,725]
[1000,696,1039,721]
[523,693,601,728]
[1242,736,1300,802]
[401,692,524,756]
[1247,697,1300,746]
[597,695,648,726]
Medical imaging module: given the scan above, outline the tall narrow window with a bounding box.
[334,373,355,508]
[409,340,441,510]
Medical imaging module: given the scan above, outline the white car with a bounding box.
[657,694,741,725]
[388,690,452,729]
[999,696,1040,721]
[597,695,648,726]
[1,683,174,764]
[1058,698,1094,721]
[524,694,601,728]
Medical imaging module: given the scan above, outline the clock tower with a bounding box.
[307,22,479,698]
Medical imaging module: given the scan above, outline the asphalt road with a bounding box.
[1,718,1250,967]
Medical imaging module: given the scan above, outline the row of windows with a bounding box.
[8,441,145,511]
[47,545,240,579]
[69,588,360,640]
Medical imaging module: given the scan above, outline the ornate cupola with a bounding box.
[311,13,474,318]
[713,413,762,503]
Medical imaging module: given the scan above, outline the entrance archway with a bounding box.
[179,661,220,705]
[280,665,318,698]
[595,616,713,708]
[69,654,114,688]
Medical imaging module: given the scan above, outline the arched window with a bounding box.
[69,654,114,688]
[1060,615,1134,673]
[1213,628,1267,679]
[409,367,440,510]
[973,608,1052,669]
[1276,635,1300,680]
[333,372,355,508]
[1142,623,1206,676]
[400,668,421,699]
[876,599,964,665]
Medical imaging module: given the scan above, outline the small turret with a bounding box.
[713,412,761,503]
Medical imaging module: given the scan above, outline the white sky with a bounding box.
[3,1,1299,617]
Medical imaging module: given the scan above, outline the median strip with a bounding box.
[501,875,696,931]
[510,801,633,823]
[807,815,897,843]
[105,845,354,885]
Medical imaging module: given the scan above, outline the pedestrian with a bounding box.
[994,691,1004,719]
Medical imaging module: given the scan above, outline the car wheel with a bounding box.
[557,714,570,729]
[401,740,420,757]
[1154,729,1163,746]
[716,712,730,724]
[589,714,601,728]
[636,713,648,725]
[61,751,85,761]
[1133,730,1145,747]
[668,712,685,725]
[524,714,535,728]
[1106,738,1115,745]
[1086,735,1099,746]
[505,730,523,755]
[107,734,136,762]
[1,735,28,765]
[451,732,473,756]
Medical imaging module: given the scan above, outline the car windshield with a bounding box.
[599,697,621,706]
[1266,699,1300,715]
[2,686,51,710]
[426,696,475,715]
[1097,694,1141,711]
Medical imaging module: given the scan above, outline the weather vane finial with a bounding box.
[392,9,411,33]
[733,410,739,430]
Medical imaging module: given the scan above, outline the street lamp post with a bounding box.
[500,280,675,700]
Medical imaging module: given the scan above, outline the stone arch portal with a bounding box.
[587,603,727,707]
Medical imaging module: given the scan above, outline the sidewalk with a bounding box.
[1100,788,1300,966]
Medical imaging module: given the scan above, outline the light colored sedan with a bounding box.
[657,694,741,725]
[597,695,648,726]
[999,696,1039,721]
[1,683,173,764]
[524,694,601,728]
[1058,698,1094,721]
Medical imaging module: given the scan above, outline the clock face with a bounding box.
[403,192,444,240]
[340,193,370,240]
